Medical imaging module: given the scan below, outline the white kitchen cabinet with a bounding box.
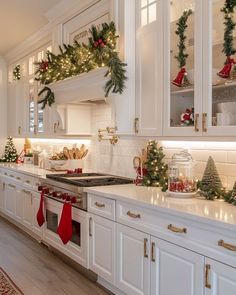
[116,223,150,295]
[135,0,163,136]
[15,185,23,223]
[88,214,116,284]
[22,188,33,230]
[4,182,17,217]
[163,0,236,137]
[151,236,204,295]
[205,258,236,295]
[0,179,5,210]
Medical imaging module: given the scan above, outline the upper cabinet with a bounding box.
[163,0,236,137]
[135,0,164,136]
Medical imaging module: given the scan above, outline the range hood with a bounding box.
[49,67,111,104]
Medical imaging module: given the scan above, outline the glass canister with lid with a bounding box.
[168,149,197,197]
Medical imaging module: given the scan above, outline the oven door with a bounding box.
[44,198,88,268]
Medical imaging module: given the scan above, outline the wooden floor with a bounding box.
[0,217,109,295]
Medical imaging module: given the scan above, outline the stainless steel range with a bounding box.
[39,173,133,211]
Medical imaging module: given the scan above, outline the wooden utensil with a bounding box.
[81,149,88,159]
[63,147,70,159]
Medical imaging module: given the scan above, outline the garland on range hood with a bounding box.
[35,22,127,109]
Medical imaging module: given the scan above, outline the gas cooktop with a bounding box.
[46,173,133,187]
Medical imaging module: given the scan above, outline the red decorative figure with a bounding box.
[172,68,187,87]
[218,56,235,78]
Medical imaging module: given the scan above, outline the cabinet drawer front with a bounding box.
[116,201,236,264]
[88,194,115,221]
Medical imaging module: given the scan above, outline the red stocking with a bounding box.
[57,203,72,245]
[172,68,187,87]
[37,191,45,227]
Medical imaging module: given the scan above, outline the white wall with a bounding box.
[0,57,7,153]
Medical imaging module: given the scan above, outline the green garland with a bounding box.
[13,64,21,81]
[35,22,127,109]
[175,9,192,68]
[221,0,236,57]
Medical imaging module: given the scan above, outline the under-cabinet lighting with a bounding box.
[161,141,236,150]
[28,138,91,145]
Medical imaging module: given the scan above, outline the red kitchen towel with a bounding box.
[37,191,45,227]
[57,203,72,245]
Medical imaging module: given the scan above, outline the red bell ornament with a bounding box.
[218,56,235,78]
[172,67,187,87]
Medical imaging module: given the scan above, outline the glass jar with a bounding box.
[168,150,196,195]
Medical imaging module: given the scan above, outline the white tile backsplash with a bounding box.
[2,103,236,190]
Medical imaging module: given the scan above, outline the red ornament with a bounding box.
[218,56,235,78]
[40,61,49,72]
[172,67,187,87]
[94,39,106,48]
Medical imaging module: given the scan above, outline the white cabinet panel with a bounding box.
[0,179,5,210]
[151,237,204,295]
[205,258,236,295]
[116,224,150,295]
[22,188,33,229]
[89,214,116,284]
[5,182,17,217]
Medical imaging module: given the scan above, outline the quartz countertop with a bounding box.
[85,184,236,230]
[0,163,58,178]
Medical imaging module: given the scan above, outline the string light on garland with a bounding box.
[218,0,236,79]
[35,22,127,109]
[13,64,21,81]
[172,9,192,87]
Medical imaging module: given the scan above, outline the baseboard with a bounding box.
[97,277,126,295]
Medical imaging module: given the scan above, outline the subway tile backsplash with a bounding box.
[3,103,236,190]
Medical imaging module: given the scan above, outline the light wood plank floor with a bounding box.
[0,217,110,295]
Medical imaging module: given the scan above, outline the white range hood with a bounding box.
[49,67,111,104]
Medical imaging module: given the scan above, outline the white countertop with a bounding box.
[0,163,57,178]
[85,184,236,230]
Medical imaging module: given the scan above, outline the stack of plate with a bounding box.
[216,102,236,126]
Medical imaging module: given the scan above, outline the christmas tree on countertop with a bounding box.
[1,137,18,162]
[198,156,223,200]
[142,141,168,191]
[224,181,236,205]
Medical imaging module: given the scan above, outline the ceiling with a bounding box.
[0,0,61,55]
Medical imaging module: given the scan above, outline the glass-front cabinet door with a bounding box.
[203,0,236,136]
[163,0,203,136]
[27,44,52,136]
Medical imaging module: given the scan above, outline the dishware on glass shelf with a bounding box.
[217,102,236,114]
[216,112,236,126]
[167,149,197,198]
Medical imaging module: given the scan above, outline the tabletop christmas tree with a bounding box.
[1,137,18,162]
[224,181,236,205]
[198,156,223,200]
[142,141,168,191]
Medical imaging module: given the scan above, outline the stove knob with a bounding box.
[66,195,71,202]
[43,187,50,194]
[38,185,44,192]
[52,191,58,198]
[71,196,77,203]
[61,193,68,200]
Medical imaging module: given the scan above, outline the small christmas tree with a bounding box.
[142,141,168,191]
[224,181,236,205]
[1,137,18,162]
[198,156,223,200]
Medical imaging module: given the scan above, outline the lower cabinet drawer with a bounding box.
[116,201,236,265]
[88,194,115,221]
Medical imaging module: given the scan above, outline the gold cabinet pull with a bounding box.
[194,113,199,132]
[202,113,207,132]
[89,217,92,237]
[16,177,21,180]
[127,211,141,219]
[218,240,236,252]
[95,201,105,208]
[54,123,57,133]
[34,124,37,135]
[144,238,148,258]
[18,126,21,135]
[22,189,32,195]
[8,184,16,189]
[134,118,139,134]
[167,224,187,234]
[151,242,155,262]
[205,264,211,289]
